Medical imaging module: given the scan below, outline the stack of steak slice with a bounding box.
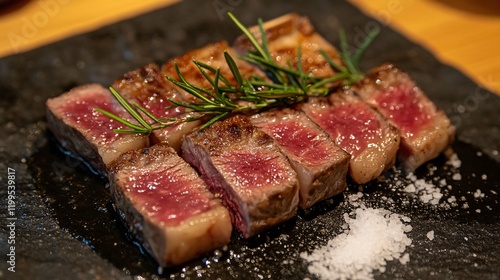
[182,114,299,238]
[108,144,232,267]
[250,108,350,209]
[46,84,149,175]
[299,89,401,184]
[44,12,457,268]
[112,63,200,151]
[353,64,456,170]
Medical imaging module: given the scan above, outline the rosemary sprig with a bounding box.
[95,87,201,134]
[97,13,379,135]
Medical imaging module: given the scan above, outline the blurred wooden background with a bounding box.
[0,0,498,94]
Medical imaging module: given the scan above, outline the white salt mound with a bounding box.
[301,208,412,280]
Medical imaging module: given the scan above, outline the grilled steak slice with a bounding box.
[233,13,343,79]
[46,84,149,175]
[112,63,200,151]
[250,108,350,209]
[182,115,299,238]
[108,144,232,267]
[353,64,455,170]
[162,41,265,102]
[300,90,400,184]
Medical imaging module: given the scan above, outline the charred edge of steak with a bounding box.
[187,114,274,151]
[232,13,342,80]
[233,13,314,50]
[111,63,202,150]
[113,63,169,98]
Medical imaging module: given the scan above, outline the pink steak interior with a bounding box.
[125,170,212,227]
[374,83,432,139]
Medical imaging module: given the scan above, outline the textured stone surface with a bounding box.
[0,0,498,279]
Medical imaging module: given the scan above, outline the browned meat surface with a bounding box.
[182,115,299,238]
[108,144,232,267]
[112,63,200,151]
[162,41,265,102]
[233,13,342,79]
[46,84,149,175]
[299,89,400,184]
[353,64,456,170]
[250,108,350,209]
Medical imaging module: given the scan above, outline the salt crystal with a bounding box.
[452,173,462,181]
[426,230,435,241]
[420,194,433,203]
[432,192,443,200]
[474,189,485,198]
[447,153,462,168]
[439,179,447,186]
[475,209,481,213]
[476,151,482,156]
[404,184,416,193]
[481,174,487,180]
[399,253,410,265]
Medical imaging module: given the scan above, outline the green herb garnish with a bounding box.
[98,12,379,135]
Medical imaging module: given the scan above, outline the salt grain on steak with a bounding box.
[182,114,299,238]
[108,144,232,267]
[250,108,350,209]
[46,84,149,175]
[300,89,400,184]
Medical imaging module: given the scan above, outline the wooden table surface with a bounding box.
[1,0,499,95]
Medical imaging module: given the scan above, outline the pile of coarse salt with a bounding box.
[301,206,412,280]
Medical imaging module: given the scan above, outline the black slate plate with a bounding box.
[0,0,499,279]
